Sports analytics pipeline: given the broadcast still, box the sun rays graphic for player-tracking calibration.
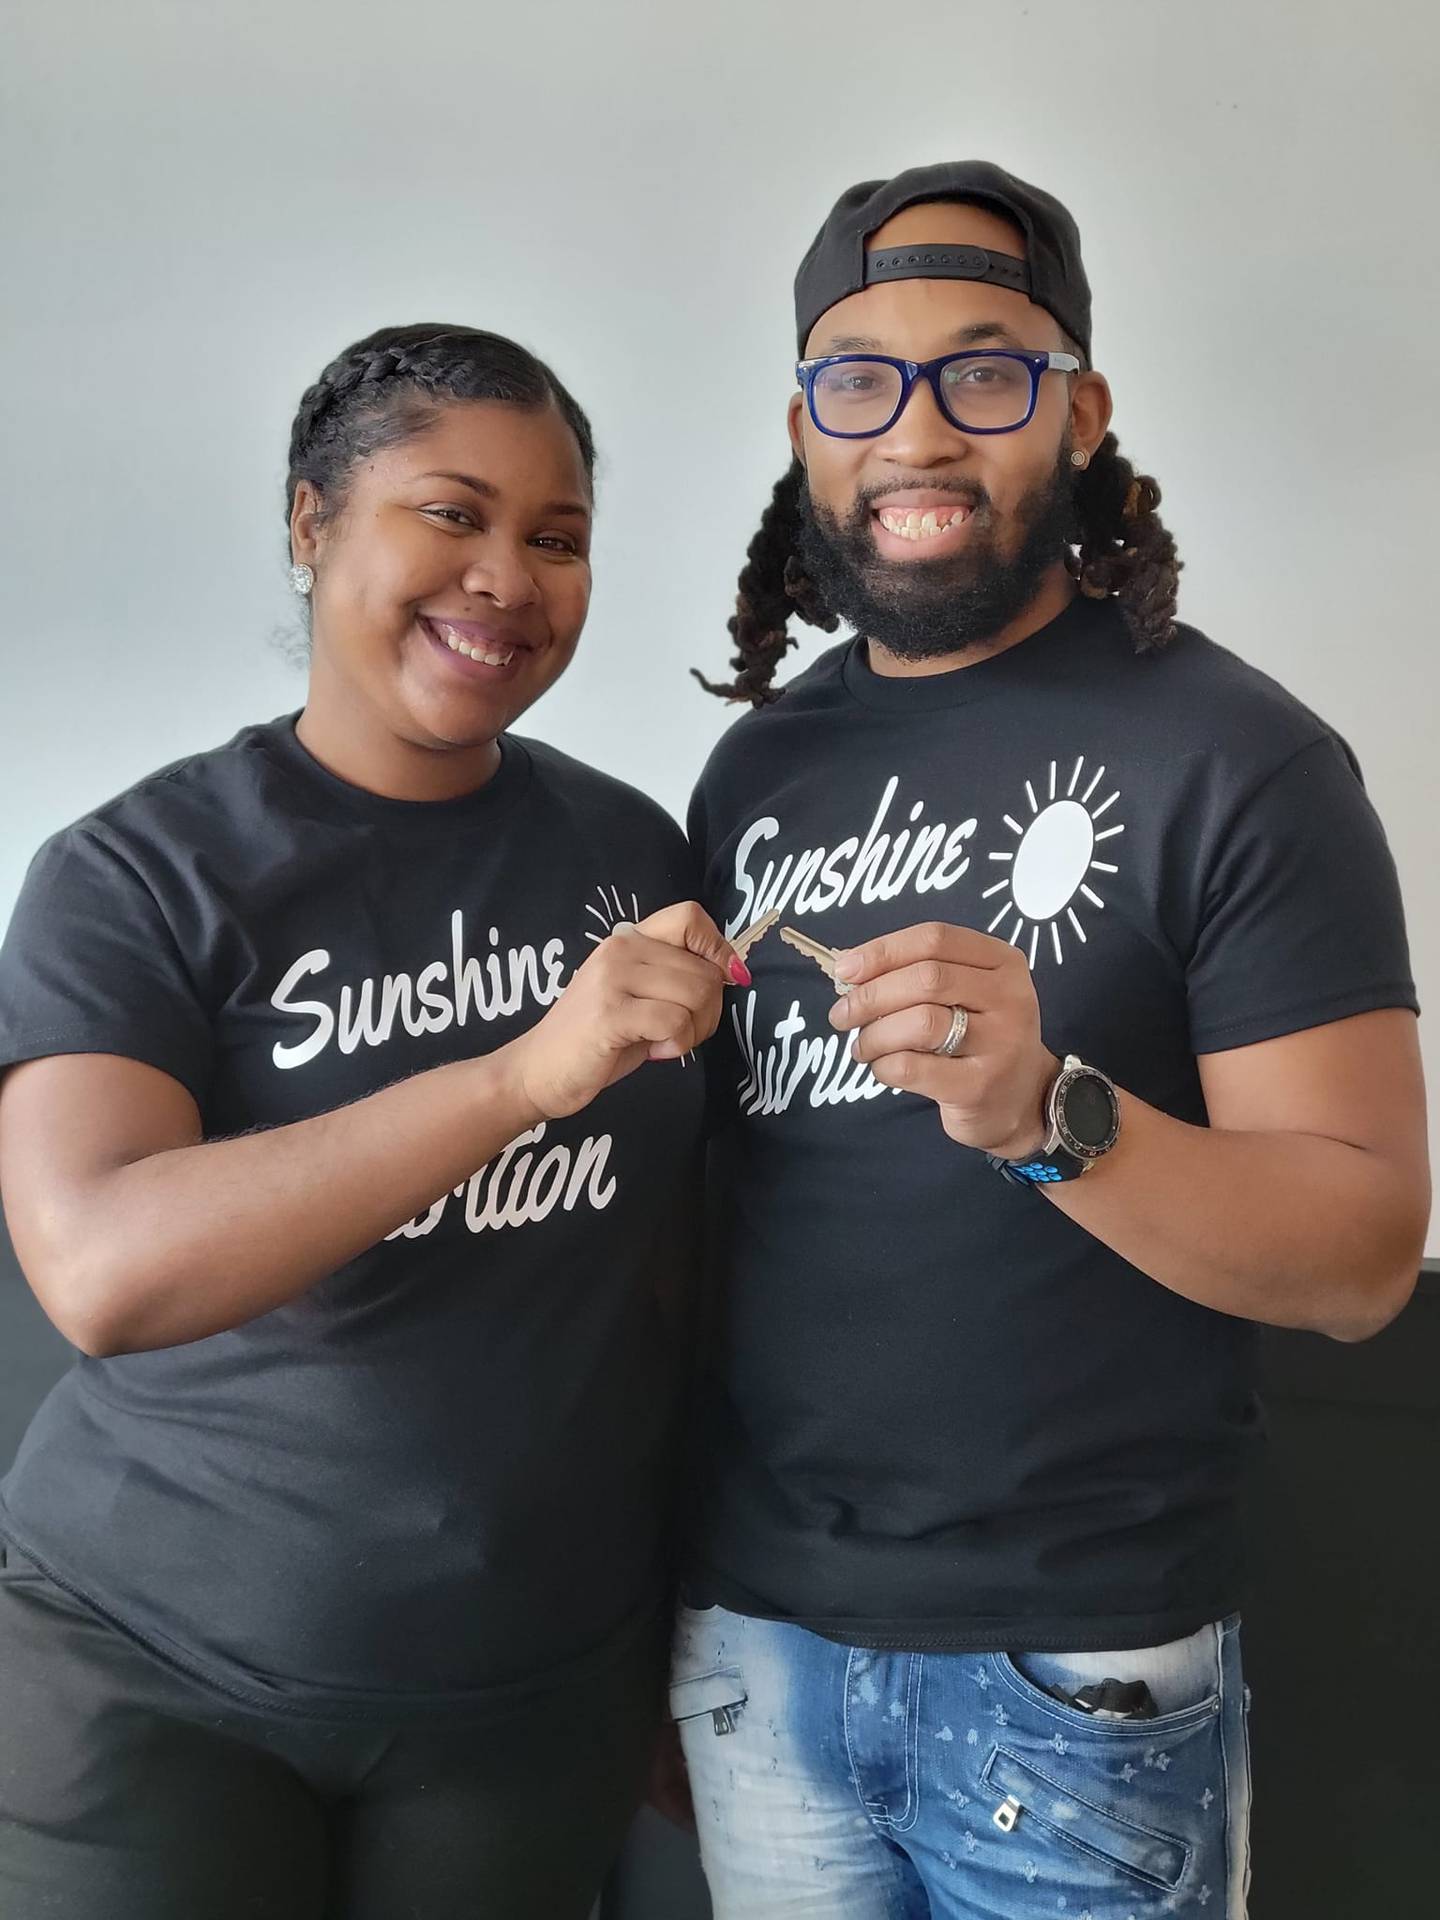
[583,884,642,946]
[982,756,1125,968]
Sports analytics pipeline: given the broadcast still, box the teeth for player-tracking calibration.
[877,505,970,540]
[438,624,514,667]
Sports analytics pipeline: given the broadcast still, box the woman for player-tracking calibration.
[0,323,746,1918]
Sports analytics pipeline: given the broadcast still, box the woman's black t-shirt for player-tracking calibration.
[0,716,703,1718]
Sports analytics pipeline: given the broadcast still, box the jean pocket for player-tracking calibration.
[667,1664,748,1738]
[982,1746,1192,1892]
[995,1644,1221,1736]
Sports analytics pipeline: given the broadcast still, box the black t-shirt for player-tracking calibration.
[687,596,1416,1653]
[0,717,703,1717]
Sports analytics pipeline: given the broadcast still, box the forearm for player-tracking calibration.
[1042,1090,1425,1341]
[5,902,739,1359]
[69,1048,542,1355]
[829,927,1426,1343]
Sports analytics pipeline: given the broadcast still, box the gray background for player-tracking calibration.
[2,0,1437,1242]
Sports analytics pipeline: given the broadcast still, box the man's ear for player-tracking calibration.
[787,392,807,467]
[1070,370,1113,463]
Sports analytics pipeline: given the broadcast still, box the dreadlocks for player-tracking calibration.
[690,464,833,707]
[694,432,1181,708]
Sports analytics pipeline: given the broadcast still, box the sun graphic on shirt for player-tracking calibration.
[982,756,1124,968]
[582,883,642,947]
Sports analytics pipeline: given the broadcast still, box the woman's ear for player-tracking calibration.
[289,481,324,568]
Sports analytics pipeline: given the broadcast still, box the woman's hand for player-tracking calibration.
[509,902,747,1120]
[0,902,746,1357]
[645,1718,696,1830]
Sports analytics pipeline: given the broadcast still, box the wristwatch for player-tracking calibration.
[989,1054,1121,1187]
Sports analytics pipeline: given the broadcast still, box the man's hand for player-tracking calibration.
[830,922,1058,1161]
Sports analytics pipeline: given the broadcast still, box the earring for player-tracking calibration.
[1070,450,1089,470]
[289,564,314,597]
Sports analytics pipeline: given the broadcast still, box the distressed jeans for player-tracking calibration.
[672,1603,1251,1919]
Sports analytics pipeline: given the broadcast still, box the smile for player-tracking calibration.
[419,616,527,674]
[873,505,972,541]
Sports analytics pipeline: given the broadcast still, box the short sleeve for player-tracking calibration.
[0,825,215,1103]
[1186,734,1417,1055]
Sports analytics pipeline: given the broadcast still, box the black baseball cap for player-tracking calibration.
[793,160,1092,363]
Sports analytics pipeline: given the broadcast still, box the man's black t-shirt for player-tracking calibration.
[687,596,1416,1652]
[0,717,703,1717]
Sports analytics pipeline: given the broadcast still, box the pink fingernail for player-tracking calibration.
[728,955,753,988]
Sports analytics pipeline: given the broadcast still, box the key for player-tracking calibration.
[731,907,779,962]
[779,926,850,992]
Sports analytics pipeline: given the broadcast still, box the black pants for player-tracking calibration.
[0,1543,658,1918]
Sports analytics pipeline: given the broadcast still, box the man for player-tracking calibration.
[672,162,1427,1918]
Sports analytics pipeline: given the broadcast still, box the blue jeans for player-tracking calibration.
[672,1604,1251,1919]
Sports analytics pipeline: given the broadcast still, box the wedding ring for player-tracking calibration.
[934,1005,969,1057]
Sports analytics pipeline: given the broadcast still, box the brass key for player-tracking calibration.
[731,907,779,962]
[779,926,850,992]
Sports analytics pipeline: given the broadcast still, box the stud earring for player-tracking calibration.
[289,564,315,597]
[1070,450,1089,470]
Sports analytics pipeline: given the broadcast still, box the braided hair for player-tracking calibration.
[695,431,1181,708]
[285,323,595,538]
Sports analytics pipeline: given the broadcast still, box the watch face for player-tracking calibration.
[1059,1072,1119,1152]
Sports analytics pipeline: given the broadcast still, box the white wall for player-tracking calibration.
[3,0,1437,1246]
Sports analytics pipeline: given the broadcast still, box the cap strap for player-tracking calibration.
[864,244,1029,298]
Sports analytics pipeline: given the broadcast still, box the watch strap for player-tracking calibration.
[987,1145,1093,1187]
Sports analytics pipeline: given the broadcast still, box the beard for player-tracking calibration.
[795,445,1077,663]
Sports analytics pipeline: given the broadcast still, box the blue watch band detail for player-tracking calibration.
[1007,1158,1067,1185]
[988,1151,1079,1187]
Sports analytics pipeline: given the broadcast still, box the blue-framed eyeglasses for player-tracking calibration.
[796,349,1081,439]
